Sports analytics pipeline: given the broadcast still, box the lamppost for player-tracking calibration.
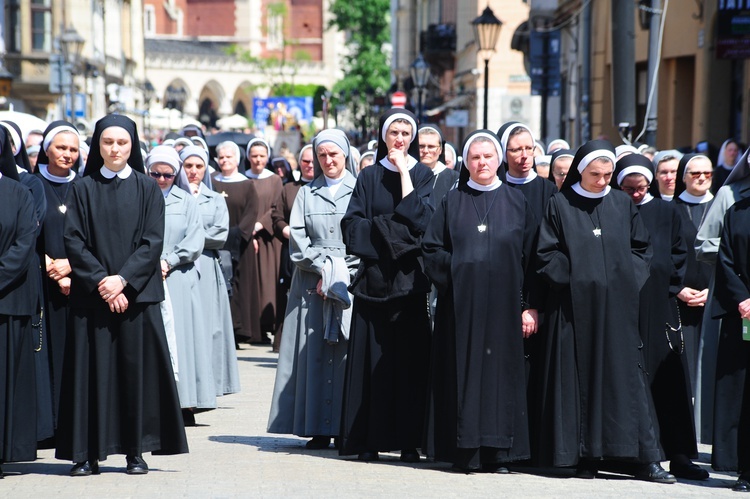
[60,26,85,122]
[0,64,14,108]
[472,6,503,130]
[410,54,430,123]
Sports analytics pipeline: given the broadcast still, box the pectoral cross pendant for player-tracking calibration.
[478,224,487,233]
[59,204,67,214]
[593,227,601,237]
[221,191,229,198]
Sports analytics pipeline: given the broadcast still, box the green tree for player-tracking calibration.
[328,0,390,100]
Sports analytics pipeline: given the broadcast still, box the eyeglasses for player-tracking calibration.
[506,146,535,156]
[687,171,712,179]
[149,172,176,180]
[419,144,440,151]
[621,185,650,195]
[299,159,313,165]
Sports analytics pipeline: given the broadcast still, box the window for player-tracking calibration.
[144,4,156,37]
[30,0,52,52]
[6,0,21,52]
[266,10,283,50]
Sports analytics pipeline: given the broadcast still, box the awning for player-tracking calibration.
[425,94,471,117]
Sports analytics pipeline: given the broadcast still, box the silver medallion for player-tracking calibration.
[59,204,67,214]
[478,224,487,233]
[592,227,601,237]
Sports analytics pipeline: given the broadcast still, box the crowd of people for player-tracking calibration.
[2,109,750,492]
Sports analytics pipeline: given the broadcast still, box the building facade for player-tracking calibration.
[391,0,535,146]
[2,0,147,129]
[143,0,345,132]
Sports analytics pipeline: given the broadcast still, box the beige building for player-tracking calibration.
[537,0,747,150]
[391,0,537,146]
[2,0,147,129]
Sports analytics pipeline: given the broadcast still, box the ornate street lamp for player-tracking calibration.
[472,6,503,129]
[0,64,14,100]
[410,53,430,123]
[60,26,85,121]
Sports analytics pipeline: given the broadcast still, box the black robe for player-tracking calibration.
[0,177,38,463]
[56,169,188,463]
[339,162,433,455]
[429,168,459,208]
[36,174,80,437]
[505,175,557,226]
[536,189,663,467]
[673,197,714,392]
[422,182,535,468]
[636,199,696,459]
[711,196,750,471]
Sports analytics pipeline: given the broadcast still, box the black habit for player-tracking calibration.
[422,181,535,468]
[635,198,697,459]
[339,160,434,455]
[0,176,38,463]
[505,175,557,225]
[711,196,750,471]
[536,188,663,467]
[56,167,188,463]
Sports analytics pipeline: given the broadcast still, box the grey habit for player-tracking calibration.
[162,186,216,409]
[267,170,359,437]
[194,183,241,396]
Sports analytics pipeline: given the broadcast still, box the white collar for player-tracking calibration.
[660,194,674,202]
[215,172,247,183]
[191,183,203,197]
[324,174,345,186]
[246,168,274,179]
[679,190,713,204]
[467,178,501,191]
[572,182,610,199]
[637,193,654,206]
[431,161,447,176]
[161,186,172,198]
[506,170,538,185]
[16,164,25,174]
[379,155,418,172]
[39,164,76,183]
[100,164,133,179]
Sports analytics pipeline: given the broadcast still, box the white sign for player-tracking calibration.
[445,109,469,127]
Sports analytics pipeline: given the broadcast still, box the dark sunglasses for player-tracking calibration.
[687,171,712,179]
[149,172,176,180]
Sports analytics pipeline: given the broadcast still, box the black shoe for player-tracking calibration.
[575,461,598,479]
[670,460,709,481]
[70,460,99,477]
[482,463,510,474]
[358,451,379,462]
[126,455,149,475]
[635,462,676,484]
[734,474,750,492]
[182,409,196,427]
[400,449,420,463]
[450,463,480,474]
[305,436,331,450]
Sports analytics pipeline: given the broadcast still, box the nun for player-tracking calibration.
[0,127,38,478]
[267,129,358,450]
[270,144,315,353]
[422,130,537,473]
[147,145,216,425]
[245,137,283,343]
[339,108,433,462]
[672,154,713,392]
[613,154,706,480]
[212,140,262,345]
[535,140,674,483]
[497,121,556,225]
[550,149,574,191]
[651,150,683,201]
[712,138,741,193]
[694,148,750,446]
[177,145,240,398]
[712,182,750,491]
[34,120,84,439]
[417,124,459,207]
[56,114,188,476]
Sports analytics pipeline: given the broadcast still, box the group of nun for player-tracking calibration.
[0,113,249,477]
[264,108,750,492]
